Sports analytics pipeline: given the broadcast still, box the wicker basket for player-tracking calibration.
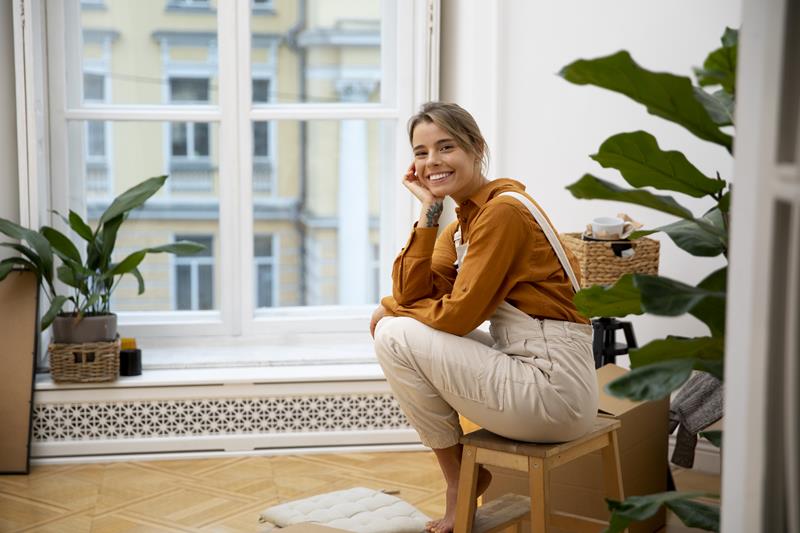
[561,232,660,288]
[49,336,120,383]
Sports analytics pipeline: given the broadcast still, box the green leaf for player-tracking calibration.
[41,226,82,264]
[689,267,728,336]
[560,51,732,150]
[693,88,734,127]
[68,210,94,242]
[700,430,723,448]
[145,241,206,255]
[630,336,724,368]
[634,274,725,319]
[56,264,86,290]
[106,251,147,278]
[606,358,695,400]
[668,498,720,531]
[0,262,14,281]
[98,175,167,226]
[0,218,29,240]
[719,189,731,213]
[605,492,718,533]
[573,274,642,318]
[639,217,726,257]
[0,256,37,272]
[41,295,69,331]
[591,131,723,197]
[695,27,737,96]
[131,267,146,295]
[567,175,695,219]
[22,230,54,284]
[98,215,125,270]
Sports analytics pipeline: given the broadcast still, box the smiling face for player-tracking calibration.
[411,121,487,205]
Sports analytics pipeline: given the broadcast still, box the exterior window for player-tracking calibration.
[254,235,277,308]
[174,235,214,311]
[170,78,211,160]
[169,0,211,8]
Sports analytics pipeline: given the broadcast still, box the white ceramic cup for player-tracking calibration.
[591,216,627,239]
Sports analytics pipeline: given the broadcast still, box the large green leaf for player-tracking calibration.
[145,241,207,255]
[41,226,82,264]
[605,492,719,533]
[560,51,732,151]
[573,274,642,318]
[57,264,86,290]
[633,274,725,318]
[41,295,69,331]
[694,27,738,96]
[591,131,723,197]
[22,230,54,284]
[693,88,734,127]
[689,267,727,336]
[606,359,694,401]
[98,215,125,271]
[567,175,694,219]
[106,251,146,278]
[130,267,146,295]
[0,218,29,240]
[629,336,724,368]
[0,262,14,282]
[98,175,167,226]
[67,210,94,242]
[700,430,722,448]
[633,217,726,257]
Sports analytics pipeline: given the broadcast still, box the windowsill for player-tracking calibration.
[165,5,216,14]
[35,331,383,390]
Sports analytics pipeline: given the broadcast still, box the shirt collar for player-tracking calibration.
[463,178,527,208]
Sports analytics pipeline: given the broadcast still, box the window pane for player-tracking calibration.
[176,264,192,310]
[67,120,221,312]
[72,1,219,106]
[251,0,382,104]
[254,235,273,257]
[252,79,269,103]
[257,264,273,308]
[87,121,106,156]
[170,77,210,103]
[171,123,188,156]
[253,122,269,157]
[252,119,391,307]
[83,73,105,101]
[194,123,210,156]
[198,264,214,310]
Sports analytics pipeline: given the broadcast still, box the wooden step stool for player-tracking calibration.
[454,416,625,533]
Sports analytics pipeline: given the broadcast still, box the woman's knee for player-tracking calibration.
[373,316,424,363]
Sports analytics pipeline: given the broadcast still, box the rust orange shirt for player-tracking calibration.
[381,178,589,336]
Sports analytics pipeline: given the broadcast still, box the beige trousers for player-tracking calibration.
[374,302,598,449]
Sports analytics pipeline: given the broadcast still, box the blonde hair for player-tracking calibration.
[407,102,490,174]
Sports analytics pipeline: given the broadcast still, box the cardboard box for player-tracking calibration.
[482,364,669,533]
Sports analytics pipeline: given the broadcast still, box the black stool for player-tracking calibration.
[592,317,637,368]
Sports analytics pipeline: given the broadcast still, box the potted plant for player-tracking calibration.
[0,175,205,343]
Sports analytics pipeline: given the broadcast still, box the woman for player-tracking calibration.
[371,102,597,533]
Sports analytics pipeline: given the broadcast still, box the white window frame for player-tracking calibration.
[17,0,439,346]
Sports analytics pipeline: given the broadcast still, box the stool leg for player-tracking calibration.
[529,457,549,533]
[454,445,479,533]
[601,431,625,502]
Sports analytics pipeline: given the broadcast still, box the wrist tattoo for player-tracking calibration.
[425,201,443,227]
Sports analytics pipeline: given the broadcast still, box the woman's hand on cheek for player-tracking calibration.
[402,162,441,206]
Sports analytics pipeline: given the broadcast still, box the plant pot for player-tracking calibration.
[52,314,118,344]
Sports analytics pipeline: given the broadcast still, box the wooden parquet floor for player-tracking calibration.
[0,452,719,532]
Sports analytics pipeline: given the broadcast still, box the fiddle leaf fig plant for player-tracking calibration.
[560,27,737,533]
[0,175,206,330]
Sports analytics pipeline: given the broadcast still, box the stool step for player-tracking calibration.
[472,493,530,533]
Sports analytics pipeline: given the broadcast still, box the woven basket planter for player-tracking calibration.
[561,232,660,288]
[48,336,120,383]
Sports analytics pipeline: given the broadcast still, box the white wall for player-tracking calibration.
[0,0,19,244]
[441,0,740,347]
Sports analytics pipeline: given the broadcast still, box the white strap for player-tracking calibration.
[499,192,581,293]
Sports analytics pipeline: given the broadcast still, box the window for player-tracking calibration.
[83,72,110,195]
[174,235,214,311]
[254,234,277,308]
[29,1,434,353]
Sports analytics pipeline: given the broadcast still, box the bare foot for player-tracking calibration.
[425,466,492,533]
